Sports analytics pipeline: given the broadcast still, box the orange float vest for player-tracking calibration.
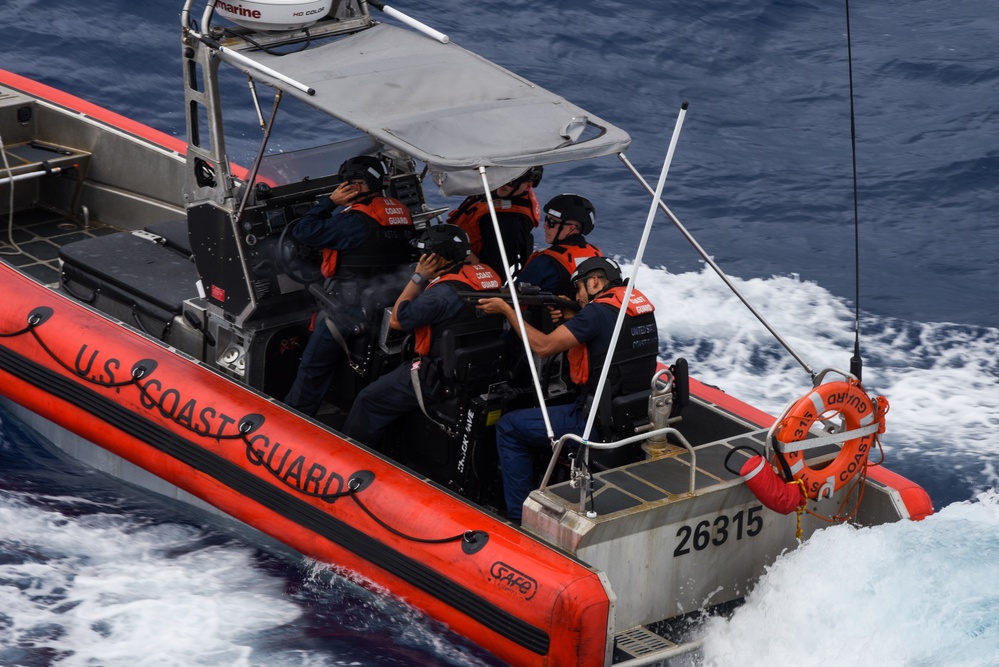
[524,237,602,296]
[413,264,503,356]
[320,195,414,278]
[446,190,540,256]
[566,285,658,393]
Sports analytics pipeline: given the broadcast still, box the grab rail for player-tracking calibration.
[538,427,698,515]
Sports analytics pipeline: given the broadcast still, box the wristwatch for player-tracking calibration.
[410,272,424,285]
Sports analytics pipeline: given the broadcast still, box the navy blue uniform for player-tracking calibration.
[496,289,658,521]
[341,286,466,445]
[284,201,374,416]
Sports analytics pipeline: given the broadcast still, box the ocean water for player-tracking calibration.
[1,0,997,665]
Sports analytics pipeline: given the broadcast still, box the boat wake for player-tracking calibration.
[633,263,999,507]
[0,410,503,667]
[696,489,999,666]
[0,490,303,666]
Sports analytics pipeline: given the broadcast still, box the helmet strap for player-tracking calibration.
[443,259,465,274]
[576,274,598,303]
[555,221,573,240]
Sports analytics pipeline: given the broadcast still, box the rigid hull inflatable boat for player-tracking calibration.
[0,2,931,665]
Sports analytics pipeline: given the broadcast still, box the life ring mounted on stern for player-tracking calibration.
[773,373,888,501]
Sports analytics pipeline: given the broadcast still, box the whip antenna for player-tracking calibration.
[845,0,863,382]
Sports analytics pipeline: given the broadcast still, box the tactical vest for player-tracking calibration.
[320,195,415,278]
[446,190,540,256]
[524,236,602,296]
[566,285,659,397]
[413,263,503,356]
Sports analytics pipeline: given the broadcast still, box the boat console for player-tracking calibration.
[187,143,440,392]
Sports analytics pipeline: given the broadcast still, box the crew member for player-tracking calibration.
[342,224,503,447]
[509,193,602,389]
[284,155,415,417]
[445,166,542,277]
[517,193,602,299]
[477,256,659,522]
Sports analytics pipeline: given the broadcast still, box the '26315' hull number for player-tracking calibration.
[673,505,764,557]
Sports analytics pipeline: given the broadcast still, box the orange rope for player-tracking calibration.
[800,464,870,525]
[783,389,888,529]
[792,478,807,539]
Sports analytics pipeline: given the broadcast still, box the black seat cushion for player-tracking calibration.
[144,218,193,257]
[60,232,200,320]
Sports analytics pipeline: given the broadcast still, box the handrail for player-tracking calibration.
[180,2,316,96]
[365,0,449,43]
[0,163,76,187]
[537,427,698,515]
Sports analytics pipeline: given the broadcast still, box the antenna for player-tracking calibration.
[845,0,863,382]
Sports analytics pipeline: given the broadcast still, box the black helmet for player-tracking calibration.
[338,155,386,192]
[510,165,543,189]
[543,193,595,235]
[570,256,622,286]
[412,224,471,263]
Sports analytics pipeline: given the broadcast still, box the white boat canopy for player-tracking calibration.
[215,22,632,194]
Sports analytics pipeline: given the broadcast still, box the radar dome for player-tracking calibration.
[215,0,329,32]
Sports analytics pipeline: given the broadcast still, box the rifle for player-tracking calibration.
[457,283,581,313]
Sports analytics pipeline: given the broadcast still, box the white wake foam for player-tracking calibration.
[628,263,999,492]
[698,490,999,666]
[0,494,308,666]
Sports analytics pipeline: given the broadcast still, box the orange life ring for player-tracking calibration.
[774,379,887,500]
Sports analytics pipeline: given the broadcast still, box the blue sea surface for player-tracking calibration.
[1,0,997,664]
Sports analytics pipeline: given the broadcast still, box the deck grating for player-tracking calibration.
[0,208,118,285]
[614,625,678,658]
[546,429,772,516]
